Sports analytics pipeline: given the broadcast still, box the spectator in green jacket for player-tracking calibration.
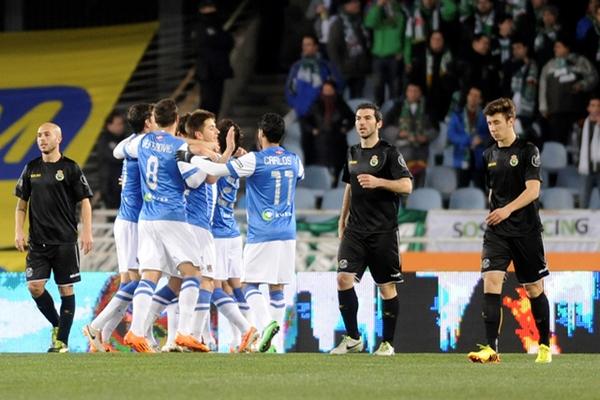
[364,0,409,105]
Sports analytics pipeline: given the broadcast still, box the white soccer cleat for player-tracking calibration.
[373,341,395,356]
[330,335,364,354]
[161,343,187,353]
[83,324,104,352]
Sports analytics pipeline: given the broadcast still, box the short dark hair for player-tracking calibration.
[177,112,191,137]
[356,102,382,122]
[105,109,125,126]
[302,33,319,46]
[258,113,285,143]
[127,103,153,133]
[217,118,242,154]
[483,98,516,120]
[186,109,216,138]
[153,98,178,128]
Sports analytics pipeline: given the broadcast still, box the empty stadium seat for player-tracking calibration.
[449,187,487,209]
[346,98,373,112]
[406,188,443,210]
[305,187,345,223]
[300,165,333,191]
[589,188,600,209]
[540,141,567,172]
[540,187,575,209]
[425,166,457,199]
[556,166,581,197]
[295,187,318,210]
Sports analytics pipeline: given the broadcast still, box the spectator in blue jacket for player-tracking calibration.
[285,34,344,118]
[447,86,492,190]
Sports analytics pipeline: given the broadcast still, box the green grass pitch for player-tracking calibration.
[2,353,599,400]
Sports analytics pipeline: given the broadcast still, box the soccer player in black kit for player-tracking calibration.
[468,98,552,364]
[330,103,413,356]
[14,122,93,352]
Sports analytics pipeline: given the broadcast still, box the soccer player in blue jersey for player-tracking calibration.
[179,112,304,352]
[210,118,259,352]
[183,111,258,353]
[113,98,208,353]
[84,103,156,353]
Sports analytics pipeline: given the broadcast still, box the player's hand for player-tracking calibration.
[234,147,247,157]
[176,150,194,163]
[80,231,93,255]
[225,127,236,152]
[357,174,381,189]
[485,207,511,226]
[15,231,27,252]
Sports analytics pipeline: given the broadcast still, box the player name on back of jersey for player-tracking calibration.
[142,137,174,153]
[264,155,292,165]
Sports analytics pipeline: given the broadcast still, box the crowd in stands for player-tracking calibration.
[285,0,600,209]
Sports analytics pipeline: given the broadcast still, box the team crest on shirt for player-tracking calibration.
[509,155,518,167]
[481,258,490,270]
[369,155,379,167]
[55,169,64,181]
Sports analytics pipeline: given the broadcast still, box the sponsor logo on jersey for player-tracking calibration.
[30,173,42,178]
[144,193,153,202]
[531,154,541,167]
[509,155,518,167]
[55,169,64,181]
[349,160,358,165]
[369,155,379,167]
[262,208,275,221]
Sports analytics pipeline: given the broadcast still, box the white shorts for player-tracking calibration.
[242,240,296,285]
[188,224,217,279]
[137,220,199,276]
[214,236,243,280]
[113,218,138,273]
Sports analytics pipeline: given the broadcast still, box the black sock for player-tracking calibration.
[483,293,502,351]
[33,290,59,327]
[57,295,75,344]
[338,288,359,339]
[382,296,399,344]
[529,292,550,346]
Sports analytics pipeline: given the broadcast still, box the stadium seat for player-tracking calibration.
[300,165,333,191]
[540,187,575,209]
[556,166,581,198]
[406,188,443,210]
[449,187,487,209]
[428,121,448,166]
[380,98,397,115]
[425,166,457,199]
[346,98,373,112]
[295,187,318,211]
[306,187,345,223]
[589,188,600,209]
[540,141,567,172]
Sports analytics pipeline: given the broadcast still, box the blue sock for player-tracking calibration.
[153,285,178,306]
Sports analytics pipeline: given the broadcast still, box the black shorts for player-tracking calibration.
[26,242,81,285]
[337,228,403,285]
[481,230,549,284]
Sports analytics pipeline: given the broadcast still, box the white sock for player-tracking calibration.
[101,309,126,344]
[191,288,212,339]
[166,300,179,346]
[213,289,251,332]
[245,286,271,331]
[177,278,200,335]
[91,291,131,331]
[130,280,156,336]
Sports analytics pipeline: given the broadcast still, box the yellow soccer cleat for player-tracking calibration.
[535,344,552,363]
[468,344,500,363]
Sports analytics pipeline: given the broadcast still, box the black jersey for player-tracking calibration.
[483,138,542,236]
[15,155,93,245]
[342,140,412,233]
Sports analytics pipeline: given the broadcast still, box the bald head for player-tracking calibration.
[37,122,62,156]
